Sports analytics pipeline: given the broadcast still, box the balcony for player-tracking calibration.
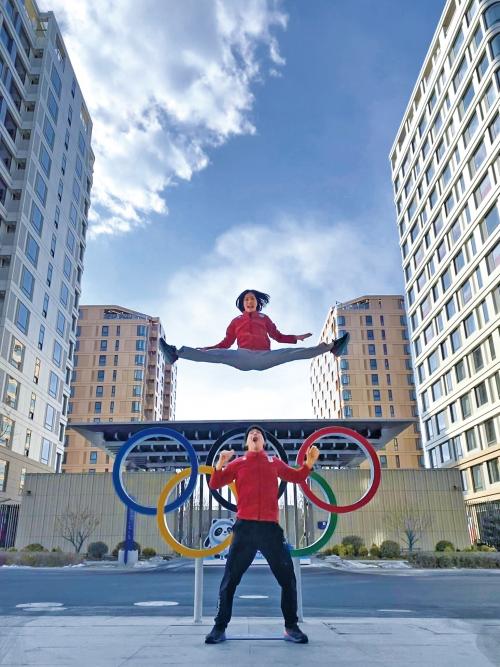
[15,130,30,153]
[0,220,15,247]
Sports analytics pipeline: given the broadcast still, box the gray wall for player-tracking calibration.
[15,468,471,554]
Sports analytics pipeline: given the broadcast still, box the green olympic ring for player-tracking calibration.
[289,470,338,557]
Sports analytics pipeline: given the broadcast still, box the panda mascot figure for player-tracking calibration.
[203,518,235,560]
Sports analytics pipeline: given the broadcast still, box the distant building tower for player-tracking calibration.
[311,295,423,469]
[63,305,176,473]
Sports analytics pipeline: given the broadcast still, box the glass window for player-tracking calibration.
[469,140,487,177]
[53,341,62,367]
[471,463,484,491]
[487,458,500,484]
[98,355,106,366]
[63,254,72,280]
[474,381,488,407]
[484,419,497,446]
[481,205,500,241]
[0,459,9,492]
[486,242,499,274]
[451,327,462,352]
[48,371,58,399]
[463,111,479,147]
[25,233,39,268]
[474,173,492,208]
[490,34,500,58]
[15,300,30,335]
[4,376,19,408]
[476,51,488,81]
[40,438,51,465]
[50,65,62,98]
[56,310,65,337]
[43,116,55,149]
[20,265,34,300]
[47,88,59,123]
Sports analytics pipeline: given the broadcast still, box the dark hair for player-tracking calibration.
[235,289,270,313]
[244,425,267,448]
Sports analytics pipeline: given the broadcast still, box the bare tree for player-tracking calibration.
[384,507,432,553]
[56,507,100,553]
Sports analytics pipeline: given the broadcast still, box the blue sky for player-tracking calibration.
[42,0,445,419]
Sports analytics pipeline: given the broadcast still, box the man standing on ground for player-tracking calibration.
[205,424,319,644]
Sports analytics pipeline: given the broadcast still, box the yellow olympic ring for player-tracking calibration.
[156,464,237,558]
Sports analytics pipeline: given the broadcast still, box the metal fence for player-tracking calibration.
[0,504,19,548]
[465,500,500,548]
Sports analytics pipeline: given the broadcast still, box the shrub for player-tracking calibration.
[51,547,62,553]
[342,535,364,556]
[369,544,381,558]
[87,541,109,560]
[358,546,369,557]
[380,540,401,559]
[0,551,84,567]
[408,552,500,569]
[435,540,455,552]
[141,547,157,559]
[344,544,355,557]
[112,541,141,557]
[22,543,46,552]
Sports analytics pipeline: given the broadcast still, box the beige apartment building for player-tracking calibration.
[311,295,424,470]
[63,305,176,473]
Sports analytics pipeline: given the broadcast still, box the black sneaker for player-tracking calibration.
[205,626,226,644]
[284,624,308,643]
[159,339,178,364]
[331,332,350,357]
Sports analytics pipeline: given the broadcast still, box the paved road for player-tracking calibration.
[1,562,500,619]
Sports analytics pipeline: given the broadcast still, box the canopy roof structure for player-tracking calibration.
[70,419,415,470]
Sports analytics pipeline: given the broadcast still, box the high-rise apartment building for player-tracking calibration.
[63,305,176,473]
[0,0,93,503]
[311,295,424,469]
[390,0,499,507]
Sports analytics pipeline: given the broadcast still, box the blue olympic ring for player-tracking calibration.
[112,427,199,516]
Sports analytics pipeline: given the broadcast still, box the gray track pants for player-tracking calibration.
[177,342,334,371]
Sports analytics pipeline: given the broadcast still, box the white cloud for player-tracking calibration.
[157,216,401,420]
[38,0,287,237]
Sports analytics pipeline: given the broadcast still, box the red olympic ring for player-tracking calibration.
[296,426,381,514]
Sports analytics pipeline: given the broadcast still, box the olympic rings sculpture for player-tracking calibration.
[112,425,381,558]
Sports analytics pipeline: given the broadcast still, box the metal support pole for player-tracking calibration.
[293,557,304,622]
[193,557,204,624]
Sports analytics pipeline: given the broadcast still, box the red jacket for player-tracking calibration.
[209,450,311,522]
[207,311,297,351]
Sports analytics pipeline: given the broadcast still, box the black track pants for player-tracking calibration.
[213,519,297,629]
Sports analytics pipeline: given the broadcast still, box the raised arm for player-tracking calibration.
[273,445,320,482]
[208,451,238,489]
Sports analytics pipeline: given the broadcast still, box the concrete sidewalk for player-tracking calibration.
[1,616,499,666]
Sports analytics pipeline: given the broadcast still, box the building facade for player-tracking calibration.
[390,0,499,507]
[63,305,176,473]
[0,0,93,504]
[311,295,424,470]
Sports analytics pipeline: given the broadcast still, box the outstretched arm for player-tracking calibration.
[265,316,312,344]
[201,319,237,350]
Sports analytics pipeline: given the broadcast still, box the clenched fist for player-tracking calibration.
[216,449,235,470]
[305,445,320,468]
